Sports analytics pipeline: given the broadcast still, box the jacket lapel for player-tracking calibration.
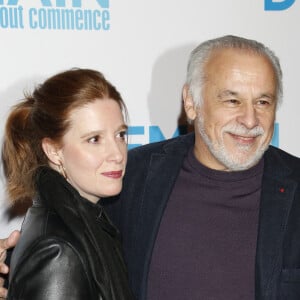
[255,148,297,300]
[137,135,194,299]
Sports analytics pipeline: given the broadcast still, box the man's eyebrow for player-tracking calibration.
[258,93,275,99]
[217,90,238,98]
[217,90,276,100]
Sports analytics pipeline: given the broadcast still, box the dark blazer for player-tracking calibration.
[105,133,300,300]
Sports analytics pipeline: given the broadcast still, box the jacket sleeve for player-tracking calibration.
[8,237,95,300]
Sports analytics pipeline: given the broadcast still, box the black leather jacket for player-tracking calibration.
[8,167,134,300]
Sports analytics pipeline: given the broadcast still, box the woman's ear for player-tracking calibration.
[182,84,197,121]
[41,138,61,165]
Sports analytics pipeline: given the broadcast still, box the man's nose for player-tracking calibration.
[236,104,259,129]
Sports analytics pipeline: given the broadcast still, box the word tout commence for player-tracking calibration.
[28,7,110,30]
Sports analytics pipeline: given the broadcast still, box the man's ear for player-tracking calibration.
[182,84,197,121]
[42,138,61,165]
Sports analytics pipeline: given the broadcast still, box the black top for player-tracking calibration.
[147,148,263,299]
[8,167,134,300]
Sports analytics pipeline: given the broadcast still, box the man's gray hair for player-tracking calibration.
[185,35,283,107]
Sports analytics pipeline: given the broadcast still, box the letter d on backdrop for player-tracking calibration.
[265,0,295,10]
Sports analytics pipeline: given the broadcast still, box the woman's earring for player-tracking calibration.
[58,161,68,180]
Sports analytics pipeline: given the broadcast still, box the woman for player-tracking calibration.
[2,68,134,299]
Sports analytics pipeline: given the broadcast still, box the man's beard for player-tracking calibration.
[195,116,269,171]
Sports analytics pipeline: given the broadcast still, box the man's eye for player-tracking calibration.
[227,99,239,104]
[257,100,270,106]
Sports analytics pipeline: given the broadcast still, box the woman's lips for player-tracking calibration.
[101,170,123,178]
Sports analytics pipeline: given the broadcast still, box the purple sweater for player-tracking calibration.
[147,148,263,300]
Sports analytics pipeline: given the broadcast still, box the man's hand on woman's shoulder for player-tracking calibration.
[0,230,20,299]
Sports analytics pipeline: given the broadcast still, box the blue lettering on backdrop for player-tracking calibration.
[265,0,295,10]
[0,5,24,28]
[96,0,109,9]
[128,126,145,150]
[272,122,279,147]
[128,123,280,150]
[0,0,110,30]
[40,0,52,6]
[41,1,109,9]
[2,0,109,8]
[55,1,81,8]
[7,0,18,4]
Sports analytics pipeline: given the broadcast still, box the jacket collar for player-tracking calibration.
[35,167,118,237]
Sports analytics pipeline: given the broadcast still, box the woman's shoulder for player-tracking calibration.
[10,205,88,277]
[8,206,96,299]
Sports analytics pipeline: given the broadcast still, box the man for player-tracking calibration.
[1,35,300,299]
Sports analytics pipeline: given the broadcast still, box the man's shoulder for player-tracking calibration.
[267,146,299,161]
[128,133,195,159]
[265,146,300,176]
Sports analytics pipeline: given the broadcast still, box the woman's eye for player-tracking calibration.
[118,130,128,140]
[88,136,100,143]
